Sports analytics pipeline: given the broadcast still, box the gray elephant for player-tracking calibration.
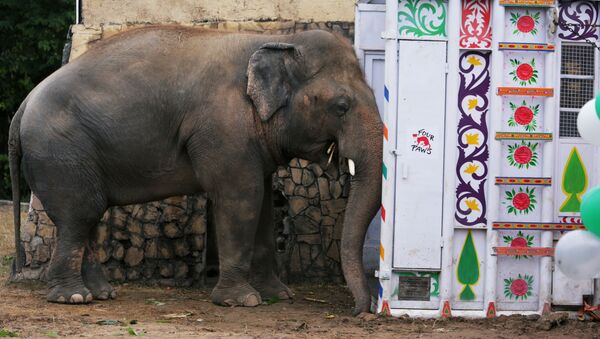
[8,27,382,315]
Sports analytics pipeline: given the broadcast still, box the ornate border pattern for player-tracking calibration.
[460,0,492,49]
[499,43,555,51]
[495,177,552,186]
[492,222,586,230]
[493,247,554,256]
[455,51,491,227]
[500,0,554,6]
[495,132,553,140]
[558,1,599,41]
[497,87,554,96]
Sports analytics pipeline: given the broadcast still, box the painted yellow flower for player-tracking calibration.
[465,199,480,212]
[467,56,481,66]
[464,163,479,175]
[466,133,480,145]
[467,99,478,110]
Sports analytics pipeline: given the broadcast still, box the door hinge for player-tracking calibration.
[381,30,398,40]
[445,63,449,74]
[375,269,392,280]
[440,237,445,248]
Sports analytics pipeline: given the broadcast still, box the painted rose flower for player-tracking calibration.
[510,10,540,35]
[504,188,537,215]
[504,274,534,300]
[503,231,534,259]
[511,278,529,296]
[516,15,535,33]
[509,59,539,86]
[508,101,539,132]
[507,142,538,169]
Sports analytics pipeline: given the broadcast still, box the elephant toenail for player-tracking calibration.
[110,291,117,299]
[278,291,291,300]
[244,294,260,307]
[85,293,93,302]
[57,296,66,303]
[97,292,109,300]
[70,294,84,303]
[223,299,237,307]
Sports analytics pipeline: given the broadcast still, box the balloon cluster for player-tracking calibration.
[555,92,600,280]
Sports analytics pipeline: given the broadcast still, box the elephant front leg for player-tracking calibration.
[82,240,116,300]
[250,179,294,301]
[210,185,264,307]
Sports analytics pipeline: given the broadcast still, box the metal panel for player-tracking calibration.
[356,4,386,51]
[393,40,447,270]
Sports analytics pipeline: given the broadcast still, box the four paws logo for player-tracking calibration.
[411,129,435,155]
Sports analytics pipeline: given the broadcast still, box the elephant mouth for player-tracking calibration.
[323,141,355,176]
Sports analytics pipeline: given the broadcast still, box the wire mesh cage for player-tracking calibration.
[559,43,596,138]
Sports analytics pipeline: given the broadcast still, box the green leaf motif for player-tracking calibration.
[560,147,588,212]
[398,0,447,38]
[457,231,479,301]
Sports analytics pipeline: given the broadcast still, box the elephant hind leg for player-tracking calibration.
[82,241,116,300]
[34,170,107,304]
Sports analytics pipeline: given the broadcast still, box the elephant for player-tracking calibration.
[8,27,382,315]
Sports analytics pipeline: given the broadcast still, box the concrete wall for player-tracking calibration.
[82,0,355,26]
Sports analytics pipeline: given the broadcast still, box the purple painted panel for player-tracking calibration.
[558,1,599,41]
[455,51,491,227]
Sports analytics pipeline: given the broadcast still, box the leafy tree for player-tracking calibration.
[0,0,73,199]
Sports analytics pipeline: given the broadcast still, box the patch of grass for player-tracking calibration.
[0,255,12,275]
[46,330,58,337]
[0,329,18,337]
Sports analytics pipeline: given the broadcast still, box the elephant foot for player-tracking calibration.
[85,279,117,300]
[47,283,93,304]
[251,275,294,301]
[211,283,262,307]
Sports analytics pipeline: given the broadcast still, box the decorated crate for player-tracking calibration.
[356,0,600,317]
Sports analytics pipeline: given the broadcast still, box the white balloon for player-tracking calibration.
[577,99,600,145]
[555,230,600,280]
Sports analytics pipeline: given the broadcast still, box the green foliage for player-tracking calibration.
[0,329,18,337]
[0,0,72,199]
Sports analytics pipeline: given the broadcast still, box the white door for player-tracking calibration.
[393,40,447,270]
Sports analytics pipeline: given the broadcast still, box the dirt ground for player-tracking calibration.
[2,206,600,337]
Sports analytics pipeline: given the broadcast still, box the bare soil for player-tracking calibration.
[2,207,600,337]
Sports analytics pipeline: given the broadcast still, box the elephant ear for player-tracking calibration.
[247,42,301,121]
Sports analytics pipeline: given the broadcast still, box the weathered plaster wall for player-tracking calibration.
[82,0,355,26]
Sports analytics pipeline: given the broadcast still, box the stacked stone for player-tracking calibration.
[273,159,349,283]
[17,194,208,286]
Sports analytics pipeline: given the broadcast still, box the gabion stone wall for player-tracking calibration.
[273,159,349,283]
[16,194,207,286]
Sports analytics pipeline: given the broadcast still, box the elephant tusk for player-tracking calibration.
[327,142,336,155]
[348,159,355,176]
[327,145,336,168]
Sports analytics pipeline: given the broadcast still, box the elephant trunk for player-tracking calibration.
[339,116,382,315]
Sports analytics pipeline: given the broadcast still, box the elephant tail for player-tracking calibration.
[8,99,26,277]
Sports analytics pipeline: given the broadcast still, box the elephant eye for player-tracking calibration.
[336,99,350,116]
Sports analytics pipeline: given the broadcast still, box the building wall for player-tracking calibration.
[15,1,356,285]
[82,0,355,26]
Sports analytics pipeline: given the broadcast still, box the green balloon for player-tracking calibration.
[581,186,600,238]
